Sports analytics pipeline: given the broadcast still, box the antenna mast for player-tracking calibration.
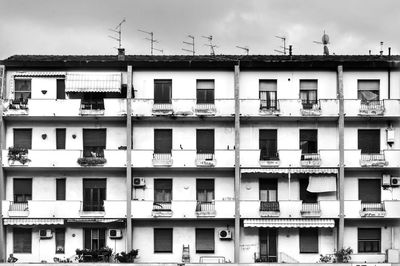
[274,35,288,55]
[182,35,195,55]
[313,30,330,55]
[236,46,249,55]
[108,18,126,49]
[138,29,163,55]
[202,35,217,56]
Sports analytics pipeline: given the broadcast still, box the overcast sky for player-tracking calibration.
[0,0,399,59]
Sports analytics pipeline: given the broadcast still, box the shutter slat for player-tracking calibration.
[83,129,106,147]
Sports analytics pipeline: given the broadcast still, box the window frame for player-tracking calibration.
[13,128,32,149]
[13,228,32,253]
[259,80,278,110]
[154,228,173,253]
[154,79,172,104]
[195,228,215,253]
[357,80,380,103]
[55,228,65,254]
[358,129,380,154]
[299,129,318,154]
[56,178,66,201]
[154,129,173,154]
[196,79,215,104]
[259,129,278,160]
[299,228,319,253]
[196,129,215,154]
[196,179,215,202]
[154,179,173,203]
[84,228,106,250]
[358,228,381,253]
[14,79,32,101]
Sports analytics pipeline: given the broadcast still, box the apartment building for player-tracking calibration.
[0,54,399,264]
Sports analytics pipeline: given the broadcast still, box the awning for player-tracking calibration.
[65,73,122,93]
[14,72,66,77]
[307,175,337,193]
[66,218,124,223]
[244,218,335,228]
[241,168,338,174]
[4,218,64,225]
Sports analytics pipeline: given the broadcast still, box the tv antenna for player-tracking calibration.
[138,29,163,55]
[274,35,289,55]
[313,31,330,55]
[202,35,217,56]
[108,18,126,49]
[182,35,195,55]
[236,46,249,55]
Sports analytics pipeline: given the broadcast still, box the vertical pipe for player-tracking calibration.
[388,68,391,99]
[288,170,291,200]
[126,65,133,251]
[337,65,345,251]
[0,65,5,262]
[234,63,241,263]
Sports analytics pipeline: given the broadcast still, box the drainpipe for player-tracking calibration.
[234,63,241,263]
[0,65,5,262]
[337,65,345,251]
[126,65,133,251]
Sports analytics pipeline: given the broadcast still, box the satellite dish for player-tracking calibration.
[322,33,329,45]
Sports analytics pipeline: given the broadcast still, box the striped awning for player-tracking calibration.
[244,219,335,228]
[65,73,122,93]
[241,168,338,174]
[14,72,66,77]
[66,218,124,223]
[4,218,64,225]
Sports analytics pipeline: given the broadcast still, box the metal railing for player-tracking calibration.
[301,153,321,161]
[259,152,279,161]
[195,103,216,113]
[196,201,215,212]
[9,202,29,211]
[361,202,385,211]
[196,153,215,161]
[81,201,105,212]
[254,252,277,263]
[301,100,319,110]
[260,99,279,111]
[81,100,105,110]
[152,103,173,112]
[152,202,172,211]
[301,202,321,213]
[259,201,280,212]
[360,153,385,161]
[152,153,172,164]
[360,100,384,113]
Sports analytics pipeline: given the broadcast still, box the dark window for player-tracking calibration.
[56,179,66,201]
[299,178,317,203]
[81,93,105,110]
[299,228,318,253]
[259,80,277,110]
[55,228,65,254]
[300,129,317,154]
[56,79,66,99]
[154,80,172,104]
[14,128,32,149]
[83,179,106,211]
[197,179,214,202]
[14,79,31,101]
[359,179,381,203]
[300,80,317,109]
[358,130,380,154]
[83,129,106,157]
[259,229,277,262]
[196,129,214,154]
[196,228,214,253]
[154,129,172,154]
[196,80,214,104]
[13,228,31,253]
[358,80,380,102]
[259,179,277,202]
[358,228,381,253]
[84,228,106,250]
[14,178,32,203]
[154,228,173,253]
[154,179,172,203]
[259,130,278,160]
[56,128,66,150]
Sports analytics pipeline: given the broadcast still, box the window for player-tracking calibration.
[197,179,214,202]
[83,179,106,211]
[300,80,318,109]
[358,130,380,154]
[14,79,31,101]
[154,179,172,203]
[197,80,214,104]
[14,128,32,149]
[299,178,317,203]
[196,228,214,253]
[196,129,214,154]
[359,179,381,203]
[358,80,380,103]
[14,178,32,203]
[259,130,278,160]
[259,179,277,202]
[300,129,318,154]
[56,128,66,150]
[83,129,106,157]
[358,228,381,253]
[84,228,105,250]
[154,80,172,104]
[154,228,173,253]
[55,228,65,254]
[81,93,105,110]
[56,179,66,201]
[154,129,172,154]
[299,228,318,253]
[259,80,277,110]
[13,228,31,253]
[57,79,66,99]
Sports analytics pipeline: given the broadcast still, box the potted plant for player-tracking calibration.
[77,157,107,166]
[115,249,139,263]
[8,147,31,165]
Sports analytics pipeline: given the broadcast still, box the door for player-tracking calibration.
[56,79,65,99]
[259,228,277,262]
[83,179,106,211]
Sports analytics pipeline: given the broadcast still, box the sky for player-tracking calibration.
[0,0,399,59]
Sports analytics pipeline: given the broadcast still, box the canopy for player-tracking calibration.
[65,73,122,93]
[244,218,335,228]
[14,72,66,77]
[307,175,337,193]
[241,168,338,174]
[4,218,64,225]
[66,218,124,223]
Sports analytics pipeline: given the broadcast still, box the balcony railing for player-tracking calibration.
[260,100,280,114]
[359,100,385,115]
[195,153,216,167]
[196,201,216,217]
[300,202,321,217]
[4,99,29,115]
[81,201,105,212]
[152,103,173,114]
[8,202,29,217]
[152,153,173,166]
[80,100,105,115]
[300,153,321,167]
[259,201,280,217]
[195,103,216,115]
[254,252,277,263]
[360,202,386,217]
[360,153,388,167]
[152,202,173,217]
[259,152,280,167]
[301,100,321,116]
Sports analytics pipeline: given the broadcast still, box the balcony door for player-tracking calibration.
[13,178,32,203]
[83,179,106,211]
[259,80,277,110]
[259,228,277,262]
[154,129,172,154]
[358,130,380,154]
[154,80,172,104]
[300,129,317,154]
[82,92,105,110]
[154,179,172,203]
[259,130,278,160]
[196,129,214,154]
[300,80,317,109]
[83,129,106,157]
[259,179,277,202]
[14,129,32,149]
[359,179,381,203]
[197,179,214,202]
[299,178,317,203]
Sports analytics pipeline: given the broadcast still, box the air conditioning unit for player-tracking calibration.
[382,174,391,187]
[109,229,123,239]
[133,178,145,187]
[391,177,400,186]
[39,229,53,239]
[386,128,395,144]
[219,229,232,240]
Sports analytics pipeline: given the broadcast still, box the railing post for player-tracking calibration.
[126,65,133,252]
[234,63,241,263]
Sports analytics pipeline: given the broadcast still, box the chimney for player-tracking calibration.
[289,45,293,56]
[380,42,383,56]
[388,47,391,56]
[118,48,125,61]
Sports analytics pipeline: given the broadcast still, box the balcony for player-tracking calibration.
[300,153,321,167]
[360,202,386,217]
[195,103,216,116]
[8,202,29,217]
[196,201,216,217]
[259,201,280,217]
[300,202,321,217]
[152,103,173,115]
[152,202,173,217]
[152,153,173,167]
[259,152,280,167]
[360,153,388,167]
[259,100,280,116]
[359,100,385,116]
[195,153,216,167]
[3,99,29,115]
[79,201,105,217]
[80,100,105,116]
[300,100,321,116]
